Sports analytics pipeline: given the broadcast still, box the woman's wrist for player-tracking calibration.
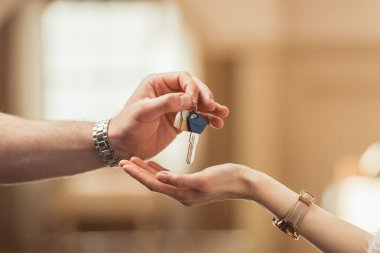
[237,165,268,200]
[240,167,298,218]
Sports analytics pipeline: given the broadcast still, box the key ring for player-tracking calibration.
[189,103,199,120]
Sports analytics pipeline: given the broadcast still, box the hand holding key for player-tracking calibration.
[110,72,229,160]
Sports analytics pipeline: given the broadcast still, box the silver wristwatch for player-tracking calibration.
[93,120,120,167]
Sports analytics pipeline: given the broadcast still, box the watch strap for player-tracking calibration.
[273,190,315,239]
[93,120,120,167]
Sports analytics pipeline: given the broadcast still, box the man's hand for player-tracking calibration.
[109,72,229,160]
[0,72,228,183]
[119,157,257,207]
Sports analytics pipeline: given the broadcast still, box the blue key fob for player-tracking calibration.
[187,111,207,134]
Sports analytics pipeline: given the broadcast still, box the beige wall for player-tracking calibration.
[282,46,380,252]
[0,0,51,250]
[1,0,45,118]
[191,1,380,252]
[203,46,380,253]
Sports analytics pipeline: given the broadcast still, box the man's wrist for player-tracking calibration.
[93,120,121,167]
[107,118,131,162]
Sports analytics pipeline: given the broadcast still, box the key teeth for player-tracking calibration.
[186,132,199,164]
[186,133,195,164]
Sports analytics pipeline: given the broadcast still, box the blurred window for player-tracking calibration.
[322,154,380,233]
[337,177,380,233]
[41,0,199,171]
[42,0,197,120]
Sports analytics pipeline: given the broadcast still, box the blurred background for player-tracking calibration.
[1,0,380,252]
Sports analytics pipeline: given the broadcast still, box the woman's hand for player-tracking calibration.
[120,157,297,218]
[119,157,266,207]
[120,157,373,253]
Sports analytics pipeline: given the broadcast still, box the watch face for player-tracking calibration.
[273,219,300,240]
[286,229,300,240]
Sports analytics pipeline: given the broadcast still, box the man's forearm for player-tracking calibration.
[0,113,105,183]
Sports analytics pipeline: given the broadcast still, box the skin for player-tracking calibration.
[0,72,229,183]
[120,157,373,253]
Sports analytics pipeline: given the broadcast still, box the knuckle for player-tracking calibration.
[138,100,149,111]
[145,73,158,81]
[142,74,155,86]
[179,71,192,78]
[162,95,177,109]
[171,175,183,188]
[154,94,179,111]
[179,72,196,88]
[197,178,211,192]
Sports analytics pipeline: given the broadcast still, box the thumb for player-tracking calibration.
[138,93,192,122]
[156,171,198,189]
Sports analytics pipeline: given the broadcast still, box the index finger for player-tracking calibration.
[192,77,216,112]
[158,72,200,107]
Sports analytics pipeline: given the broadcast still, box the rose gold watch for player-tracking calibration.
[273,190,316,240]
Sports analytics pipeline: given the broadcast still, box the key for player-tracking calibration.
[186,111,207,164]
[173,110,190,131]
[187,132,199,164]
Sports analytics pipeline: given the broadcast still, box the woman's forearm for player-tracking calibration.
[0,113,104,183]
[243,169,372,253]
[301,205,371,253]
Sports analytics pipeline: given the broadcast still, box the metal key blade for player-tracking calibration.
[186,132,199,164]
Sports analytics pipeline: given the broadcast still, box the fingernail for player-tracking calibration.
[209,98,216,111]
[180,94,192,108]
[156,172,169,183]
[119,160,127,167]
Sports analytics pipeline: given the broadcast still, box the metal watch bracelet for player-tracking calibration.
[93,120,120,167]
[273,190,316,240]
